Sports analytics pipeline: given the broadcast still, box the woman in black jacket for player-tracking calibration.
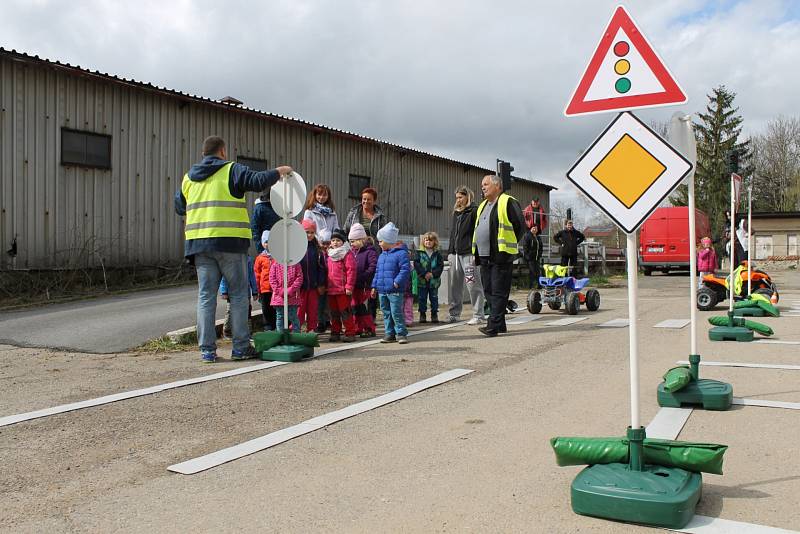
[446,185,486,325]
[520,224,543,288]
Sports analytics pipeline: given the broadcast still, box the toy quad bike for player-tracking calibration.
[527,264,600,316]
[696,261,779,311]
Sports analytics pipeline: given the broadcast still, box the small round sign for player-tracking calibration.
[270,171,307,219]
[268,219,307,266]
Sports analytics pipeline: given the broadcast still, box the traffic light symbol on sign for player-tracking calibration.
[564,5,687,116]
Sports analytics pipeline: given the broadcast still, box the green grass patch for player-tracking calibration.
[137,335,195,353]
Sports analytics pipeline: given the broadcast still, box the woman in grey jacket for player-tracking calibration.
[446,185,486,325]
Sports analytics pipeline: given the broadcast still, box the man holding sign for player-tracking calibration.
[175,135,294,363]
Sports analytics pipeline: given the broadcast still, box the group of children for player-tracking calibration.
[240,220,445,345]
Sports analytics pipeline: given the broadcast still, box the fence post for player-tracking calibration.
[583,243,590,275]
[601,245,608,276]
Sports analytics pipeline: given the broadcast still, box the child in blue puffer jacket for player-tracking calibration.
[371,222,411,344]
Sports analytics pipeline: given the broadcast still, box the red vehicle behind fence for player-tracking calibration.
[639,207,711,276]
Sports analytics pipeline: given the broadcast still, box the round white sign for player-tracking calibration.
[270,171,307,219]
[268,219,307,266]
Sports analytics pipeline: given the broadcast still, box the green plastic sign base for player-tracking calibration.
[733,307,765,317]
[657,379,733,411]
[571,463,702,529]
[709,325,753,342]
[261,344,314,362]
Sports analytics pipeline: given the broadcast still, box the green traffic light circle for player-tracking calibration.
[615,78,631,94]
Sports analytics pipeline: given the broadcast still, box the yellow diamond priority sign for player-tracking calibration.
[567,112,692,233]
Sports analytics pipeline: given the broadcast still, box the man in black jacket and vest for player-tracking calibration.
[472,174,525,337]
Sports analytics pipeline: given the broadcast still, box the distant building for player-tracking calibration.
[0,48,554,270]
[750,212,800,259]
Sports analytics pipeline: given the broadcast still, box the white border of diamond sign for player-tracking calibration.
[566,112,692,234]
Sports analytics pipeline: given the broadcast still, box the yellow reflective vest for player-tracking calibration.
[181,162,251,240]
[472,193,519,256]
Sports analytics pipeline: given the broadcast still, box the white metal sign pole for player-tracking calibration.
[283,177,289,331]
[747,186,752,295]
[687,158,698,354]
[729,175,735,313]
[627,232,640,429]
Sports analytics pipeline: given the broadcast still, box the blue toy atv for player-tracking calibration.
[527,264,600,316]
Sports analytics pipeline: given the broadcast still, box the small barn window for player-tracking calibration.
[237,156,269,171]
[427,187,443,209]
[349,174,371,199]
[61,129,111,169]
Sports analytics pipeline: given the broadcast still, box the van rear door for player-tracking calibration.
[641,211,668,263]
[664,212,689,263]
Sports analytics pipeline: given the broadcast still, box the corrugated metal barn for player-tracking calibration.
[0,48,553,270]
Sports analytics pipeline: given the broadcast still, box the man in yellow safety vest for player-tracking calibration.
[175,136,293,363]
[472,174,525,337]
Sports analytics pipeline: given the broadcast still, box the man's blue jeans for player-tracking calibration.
[195,251,250,353]
[379,292,407,337]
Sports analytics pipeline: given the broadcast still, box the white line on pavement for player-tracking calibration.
[732,398,800,410]
[0,321,469,427]
[671,514,798,533]
[677,361,800,370]
[597,318,629,327]
[753,339,800,345]
[654,319,691,329]
[545,317,589,326]
[506,315,543,325]
[645,407,693,440]
[167,368,474,474]
[0,361,289,427]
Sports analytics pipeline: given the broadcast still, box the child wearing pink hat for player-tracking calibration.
[697,236,718,288]
[349,223,378,337]
[298,219,327,332]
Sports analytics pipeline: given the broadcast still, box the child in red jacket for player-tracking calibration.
[253,230,276,331]
[326,228,357,342]
[269,259,303,333]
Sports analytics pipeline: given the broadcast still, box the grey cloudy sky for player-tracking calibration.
[2,0,799,202]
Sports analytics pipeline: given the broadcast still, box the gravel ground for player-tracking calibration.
[1,272,799,533]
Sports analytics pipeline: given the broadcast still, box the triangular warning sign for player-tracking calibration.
[564,5,687,117]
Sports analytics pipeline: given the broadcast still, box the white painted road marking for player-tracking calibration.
[654,319,691,329]
[168,368,474,474]
[733,398,800,410]
[545,317,589,326]
[597,318,629,328]
[677,361,800,371]
[645,407,692,440]
[0,361,289,428]
[0,321,468,427]
[672,514,798,533]
[754,339,800,345]
[506,315,543,325]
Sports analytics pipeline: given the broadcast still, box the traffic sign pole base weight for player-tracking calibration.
[708,326,753,342]
[733,307,765,317]
[260,344,313,362]
[657,379,733,411]
[571,462,701,529]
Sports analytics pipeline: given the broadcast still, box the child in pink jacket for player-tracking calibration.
[697,236,718,288]
[326,228,358,341]
[270,261,304,332]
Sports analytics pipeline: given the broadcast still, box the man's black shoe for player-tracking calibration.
[498,325,507,333]
[478,326,498,337]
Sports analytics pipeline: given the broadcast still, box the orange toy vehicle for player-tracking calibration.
[696,261,779,311]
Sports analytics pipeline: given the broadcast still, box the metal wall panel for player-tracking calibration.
[0,54,552,270]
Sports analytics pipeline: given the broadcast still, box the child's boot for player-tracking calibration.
[420,312,427,323]
[431,312,439,323]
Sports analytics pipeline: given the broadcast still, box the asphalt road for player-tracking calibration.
[1,272,799,532]
[0,285,224,353]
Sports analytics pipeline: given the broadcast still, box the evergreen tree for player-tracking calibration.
[671,86,751,233]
